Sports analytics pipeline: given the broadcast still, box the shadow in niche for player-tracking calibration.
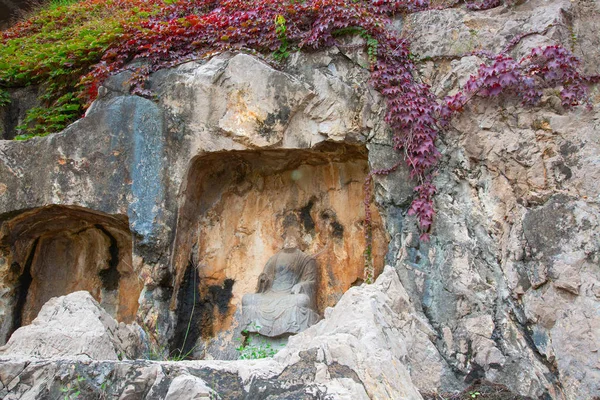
[9,238,37,340]
[95,224,122,291]
[0,205,141,344]
[169,142,389,359]
[171,257,235,359]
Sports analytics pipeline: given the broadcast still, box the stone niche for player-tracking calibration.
[0,206,142,344]
[170,143,388,359]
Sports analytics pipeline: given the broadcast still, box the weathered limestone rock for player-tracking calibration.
[277,265,451,398]
[405,0,580,62]
[0,49,391,359]
[0,291,142,360]
[388,1,600,398]
[0,0,598,396]
[0,267,426,399]
[164,375,215,400]
[0,206,142,344]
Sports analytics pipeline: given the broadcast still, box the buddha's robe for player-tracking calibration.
[241,248,319,337]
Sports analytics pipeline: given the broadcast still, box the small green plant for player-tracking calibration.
[168,344,200,361]
[469,391,481,399]
[49,0,81,7]
[273,14,290,62]
[365,35,378,67]
[0,88,9,107]
[60,375,85,400]
[143,323,199,361]
[236,323,282,360]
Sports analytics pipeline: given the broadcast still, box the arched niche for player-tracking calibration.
[0,205,141,343]
[170,142,388,358]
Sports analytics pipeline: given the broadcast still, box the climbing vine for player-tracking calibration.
[1,0,596,275]
[0,0,164,138]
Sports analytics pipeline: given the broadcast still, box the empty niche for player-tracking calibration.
[170,143,388,359]
[0,205,141,343]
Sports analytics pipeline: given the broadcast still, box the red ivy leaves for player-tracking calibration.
[464,0,501,11]
[408,182,436,241]
[77,0,594,246]
[452,45,592,112]
[371,0,430,14]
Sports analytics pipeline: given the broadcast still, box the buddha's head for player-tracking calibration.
[283,232,300,249]
[282,217,302,250]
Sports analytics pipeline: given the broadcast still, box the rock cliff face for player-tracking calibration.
[0,49,392,360]
[0,0,599,398]
[397,0,600,397]
[0,268,427,400]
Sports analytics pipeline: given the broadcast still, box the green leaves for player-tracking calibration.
[273,15,291,62]
[236,336,281,359]
[0,0,160,138]
[236,323,282,359]
[0,88,10,107]
[15,93,82,139]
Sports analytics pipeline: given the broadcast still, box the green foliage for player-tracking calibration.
[273,15,291,62]
[48,0,82,7]
[60,375,84,400]
[365,35,378,67]
[236,335,279,360]
[236,324,282,360]
[0,88,9,107]
[0,0,159,138]
[15,93,82,140]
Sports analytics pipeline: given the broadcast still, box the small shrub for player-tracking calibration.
[59,375,84,400]
[236,324,282,360]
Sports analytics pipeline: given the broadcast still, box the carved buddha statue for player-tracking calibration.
[241,230,319,337]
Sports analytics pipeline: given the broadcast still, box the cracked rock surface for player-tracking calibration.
[0,268,424,400]
[0,0,598,398]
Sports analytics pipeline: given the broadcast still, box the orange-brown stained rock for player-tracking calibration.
[0,206,141,329]
[172,144,388,338]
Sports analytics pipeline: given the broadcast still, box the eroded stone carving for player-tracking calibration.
[241,227,319,337]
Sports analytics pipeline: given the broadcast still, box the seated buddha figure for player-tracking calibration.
[241,229,319,337]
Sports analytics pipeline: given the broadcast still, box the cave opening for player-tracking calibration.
[0,205,141,344]
[170,142,389,359]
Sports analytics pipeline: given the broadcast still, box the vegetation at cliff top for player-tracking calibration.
[0,0,162,138]
[1,0,596,270]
